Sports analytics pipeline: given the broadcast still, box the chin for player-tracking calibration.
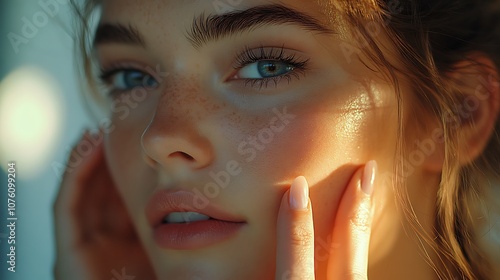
[151,258,274,280]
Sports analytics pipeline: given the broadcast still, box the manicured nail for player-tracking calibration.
[361,160,377,195]
[289,176,309,210]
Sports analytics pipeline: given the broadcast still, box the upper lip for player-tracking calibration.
[145,189,246,228]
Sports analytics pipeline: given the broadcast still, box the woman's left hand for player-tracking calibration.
[53,131,156,280]
[275,161,377,280]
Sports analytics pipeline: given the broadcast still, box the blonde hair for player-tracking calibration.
[71,0,500,278]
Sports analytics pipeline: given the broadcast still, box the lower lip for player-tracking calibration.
[153,219,245,250]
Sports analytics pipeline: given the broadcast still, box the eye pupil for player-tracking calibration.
[122,71,158,89]
[267,64,276,72]
[257,61,292,78]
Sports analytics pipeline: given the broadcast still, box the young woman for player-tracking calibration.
[54,0,500,279]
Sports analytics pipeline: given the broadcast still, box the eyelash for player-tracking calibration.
[97,45,310,95]
[98,63,155,96]
[99,65,130,83]
[233,45,310,89]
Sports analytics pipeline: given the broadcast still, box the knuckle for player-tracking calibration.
[349,202,372,233]
[289,224,314,247]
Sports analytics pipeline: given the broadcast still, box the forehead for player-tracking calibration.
[99,0,333,26]
[94,0,341,54]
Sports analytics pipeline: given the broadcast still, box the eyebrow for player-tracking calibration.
[93,4,334,48]
[187,4,335,48]
[93,23,146,47]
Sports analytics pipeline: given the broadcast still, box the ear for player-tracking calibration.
[445,54,500,166]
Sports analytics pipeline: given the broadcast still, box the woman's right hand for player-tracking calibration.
[53,131,156,280]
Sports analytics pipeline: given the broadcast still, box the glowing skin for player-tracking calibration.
[96,0,439,279]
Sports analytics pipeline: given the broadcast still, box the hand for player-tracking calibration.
[275,161,377,280]
[53,131,156,280]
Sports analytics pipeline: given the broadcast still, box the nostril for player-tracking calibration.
[143,151,196,169]
[170,151,194,161]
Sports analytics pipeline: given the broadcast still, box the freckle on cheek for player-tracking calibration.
[226,111,242,125]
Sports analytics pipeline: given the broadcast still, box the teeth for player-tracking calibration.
[164,212,211,224]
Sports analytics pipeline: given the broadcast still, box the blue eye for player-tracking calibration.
[232,46,309,89]
[100,69,159,92]
[237,60,294,79]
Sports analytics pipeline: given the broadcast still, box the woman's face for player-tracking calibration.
[97,0,402,279]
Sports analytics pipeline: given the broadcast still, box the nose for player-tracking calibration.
[141,95,214,171]
[142,128,213,170]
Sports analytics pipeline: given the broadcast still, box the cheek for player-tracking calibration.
[229,80,398,188]
[224,83,398,243]
[246,107,370,226]
[239,106,372,186]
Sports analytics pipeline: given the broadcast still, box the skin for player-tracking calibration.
[53,0,500,279]
[100,0,403,278]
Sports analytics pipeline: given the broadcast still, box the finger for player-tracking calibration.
[79,146,112,236]
[54,131,104,212]
[75,131,136,239]
[328,160,377,280]
[53,130,105,245]
[276,176,315,280]
[85,153,135,238]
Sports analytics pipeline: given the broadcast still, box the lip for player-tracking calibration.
[145,189,246,250]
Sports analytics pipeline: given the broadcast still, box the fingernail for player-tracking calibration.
[289,176,309,210]
[361,160,377,195]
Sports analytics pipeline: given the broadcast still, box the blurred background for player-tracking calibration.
[1,1,94,279]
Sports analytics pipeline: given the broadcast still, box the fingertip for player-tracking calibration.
[327,163,375,279]
[289,176,310,210]
[361,160,377,196]
[276,176,315,280]
[65,129,105,182]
